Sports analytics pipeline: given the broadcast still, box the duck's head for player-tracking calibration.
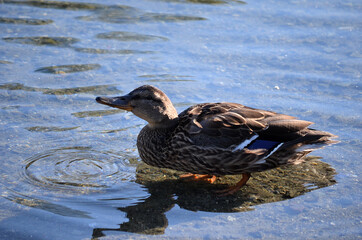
[96,85,178,128]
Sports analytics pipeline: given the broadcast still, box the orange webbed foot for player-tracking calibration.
[180,174,217,184]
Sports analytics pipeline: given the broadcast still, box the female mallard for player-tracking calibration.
[96,85,336,195]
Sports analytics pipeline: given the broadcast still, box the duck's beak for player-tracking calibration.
[96,95,133,111]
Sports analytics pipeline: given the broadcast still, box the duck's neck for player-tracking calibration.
[147,117,179,129]
[136,123,177,168]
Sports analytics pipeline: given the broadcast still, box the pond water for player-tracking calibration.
[0,0,361,239]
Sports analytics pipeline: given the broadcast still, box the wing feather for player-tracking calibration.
[178,103,314,149]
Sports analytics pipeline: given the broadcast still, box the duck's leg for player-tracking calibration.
[179,174,217,183]
[216,173,251,196]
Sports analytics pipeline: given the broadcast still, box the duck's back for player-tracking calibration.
[177,102,335,154]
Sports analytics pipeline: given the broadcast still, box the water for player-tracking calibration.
[0,0,361,239]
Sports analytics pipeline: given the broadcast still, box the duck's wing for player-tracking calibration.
[178,103,314,151]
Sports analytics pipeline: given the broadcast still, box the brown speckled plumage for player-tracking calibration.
[96,85,337,194]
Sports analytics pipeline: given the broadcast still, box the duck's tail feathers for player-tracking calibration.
[282,129,338,150]
[249,129,338,171]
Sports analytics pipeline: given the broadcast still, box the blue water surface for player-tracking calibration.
[0,0,361,239]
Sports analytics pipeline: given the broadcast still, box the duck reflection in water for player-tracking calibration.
[92,157,336,237]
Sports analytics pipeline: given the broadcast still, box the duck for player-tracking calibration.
[96,85,337,195]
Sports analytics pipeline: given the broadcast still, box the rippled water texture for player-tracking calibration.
[23,147,136,189]
[0,0,361,239]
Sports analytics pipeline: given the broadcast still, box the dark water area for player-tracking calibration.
[0,0,361,239]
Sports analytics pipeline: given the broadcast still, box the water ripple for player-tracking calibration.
[71,109,123,118]
[0,60,12,64]
[22,147,136,191]
[152,0,246,4]
[96,31,168,42]
[4,0,206,23]
[138,74,196,82]
[0,17,53,25]
[73,47,155,55]
[26,126,79,132]
[3,0,103,10]
[35,64,101,74]
[78,9,206,24]
[0,83,121,95]
[3,190,92,218]
[2,36,79,47]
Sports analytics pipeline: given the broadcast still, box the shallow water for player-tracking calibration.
[0,0,361,239]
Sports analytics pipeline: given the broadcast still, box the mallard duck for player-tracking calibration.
[96,85,337,195]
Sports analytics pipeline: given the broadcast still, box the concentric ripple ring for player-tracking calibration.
[22,147,136,191]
